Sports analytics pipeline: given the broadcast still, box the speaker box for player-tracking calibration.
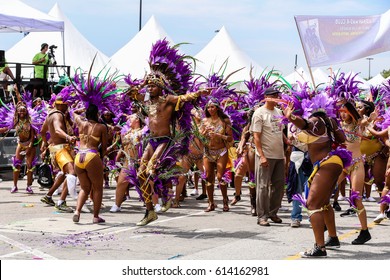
[0,50,5,67]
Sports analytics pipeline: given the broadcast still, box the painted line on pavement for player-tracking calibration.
[88,210,209,239]
[0,233,57,260]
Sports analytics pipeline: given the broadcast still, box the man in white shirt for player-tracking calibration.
[250,87,286,226]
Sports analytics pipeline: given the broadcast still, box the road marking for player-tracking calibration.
[0,233,57,260]
[88,210,208,239]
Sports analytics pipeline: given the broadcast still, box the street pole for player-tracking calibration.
[139,0,142,31]
[367,57,373,80]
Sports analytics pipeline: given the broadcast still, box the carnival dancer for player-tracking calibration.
[231,112,257,215]
[126,39,211,226]
[283,90,351,257]
[366,108,390,223]
[173,109,207,208]
[101,110,118,189]
[337,101,371,244]
[200,99,233,212]
[110,113,144,212]
[72,104,108,223]
[357,100,387,202]
[0,86,46,193]
[40,95,77,212]
[0,102,37,193]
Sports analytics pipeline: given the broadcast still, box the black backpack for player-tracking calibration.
[37,152,54,188]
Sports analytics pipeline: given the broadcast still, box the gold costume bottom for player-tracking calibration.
[75,149,99,169]
[204,147,227,162]
[49,144,74,171]
[308,155,343,187]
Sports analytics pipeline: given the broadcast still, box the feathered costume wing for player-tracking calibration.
[0,91,47,134]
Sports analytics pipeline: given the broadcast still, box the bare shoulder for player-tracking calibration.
[98,123,108,133]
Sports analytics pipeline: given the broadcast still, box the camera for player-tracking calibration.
[47,45,57,64]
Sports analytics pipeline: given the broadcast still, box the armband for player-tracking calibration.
[302,118,310,130]
[175,91,201,111]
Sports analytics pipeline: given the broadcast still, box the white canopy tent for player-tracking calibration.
[0,0,64,33]
[110,15,174,79]
[346,71,370,89]
[367,73,385,86]
[284,67,312,86]
[312,68,331,86]
[6,3,110,78]
[194,26,263,83]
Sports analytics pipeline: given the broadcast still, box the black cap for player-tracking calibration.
[264,87,280,96]
[41,43,48,51]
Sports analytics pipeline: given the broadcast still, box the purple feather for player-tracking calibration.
[346,191,361,209]
[292,194,308,210]
[379,194,390,205]
[330,147,352,168]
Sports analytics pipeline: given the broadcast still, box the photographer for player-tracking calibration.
[32,43,49,99]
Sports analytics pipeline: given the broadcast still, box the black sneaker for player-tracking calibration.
[196,194,207,200]
[352,229,371,245]
[325,236,340,249]
[332,201,342,212]
[41,195,55,206]
[386,210,390,219]
[300,244,327,258]
[340,208,356,217]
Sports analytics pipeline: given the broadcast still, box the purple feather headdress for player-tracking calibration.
[280,82,337,122]
[70,68,121,115]
[301,91,337,119]
[244,69,280,108]
[0,91,47,134]
[328,72,363,111]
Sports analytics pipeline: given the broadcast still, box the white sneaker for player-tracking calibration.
[154,204,162,212]
[81,205,90,213]
[338,195,345,201]
[366,197,376,202]
[110,204,121,213]
[374,213,386,224]
[190,189,199,196]
[291,219,301,228]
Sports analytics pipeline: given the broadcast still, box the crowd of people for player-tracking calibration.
[1,40,390,258]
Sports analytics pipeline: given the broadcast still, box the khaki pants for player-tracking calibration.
[255,156,285,220]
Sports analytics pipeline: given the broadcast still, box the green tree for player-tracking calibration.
[381,69,390,79]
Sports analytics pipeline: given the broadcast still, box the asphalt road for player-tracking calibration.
[0,177,389,262]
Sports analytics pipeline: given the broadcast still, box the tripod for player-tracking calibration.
[47,51,60,94]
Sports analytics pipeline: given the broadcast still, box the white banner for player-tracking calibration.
[295,9,390,67]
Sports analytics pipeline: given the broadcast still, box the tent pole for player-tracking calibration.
[62,31,65,66]
[294,17,316,88]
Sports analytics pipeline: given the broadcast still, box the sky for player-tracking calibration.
[2,0,390,79]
